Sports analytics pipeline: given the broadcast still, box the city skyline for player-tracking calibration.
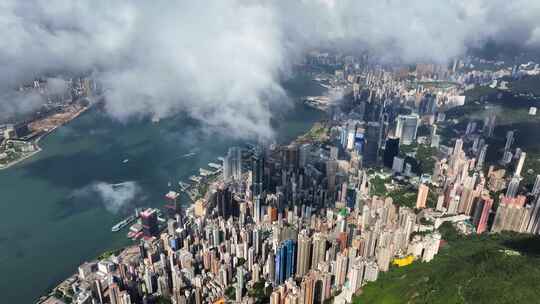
[2,2,540,304]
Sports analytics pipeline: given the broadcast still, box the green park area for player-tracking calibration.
[399,143,438,175]
[297,122,329,143]
[370,176,437,210]
[97,248,122,260]
[354,224,540,304]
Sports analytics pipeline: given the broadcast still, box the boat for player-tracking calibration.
[208,162,221,169]
[122,159,129,164]
[181,152,196,158]
[111,215,137,232]
[111,182,130,189]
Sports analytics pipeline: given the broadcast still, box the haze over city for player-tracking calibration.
[1,1,540,304]
[3,1,540,137]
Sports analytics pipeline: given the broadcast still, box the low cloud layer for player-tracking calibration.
[0,91,43,122]
[2,1,540,137]
[73,181,141,214]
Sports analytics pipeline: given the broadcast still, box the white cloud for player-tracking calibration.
[1,1,540,137]
[73,181,141,214]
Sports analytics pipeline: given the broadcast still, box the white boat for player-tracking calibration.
[180,152,196,158]
[122,159,129,164]
[111,215,136,232]
[208,162,221,169]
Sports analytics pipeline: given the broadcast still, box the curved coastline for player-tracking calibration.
[0,105,90,171]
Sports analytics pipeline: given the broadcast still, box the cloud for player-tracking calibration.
[45,77,68,95]
[0,77,68,123]
[0,91,43,122]
[276,0,540,62]
[73,181,141,214]
[1,1,540,137]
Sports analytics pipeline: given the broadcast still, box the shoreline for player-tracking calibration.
[32,76,329,303]
[0,105,90,171]
[0,146,42,171]
[39,100,328,303]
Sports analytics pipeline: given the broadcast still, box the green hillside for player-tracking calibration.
[353,224,540,304]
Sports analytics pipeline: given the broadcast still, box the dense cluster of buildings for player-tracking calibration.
[40,53,540,304]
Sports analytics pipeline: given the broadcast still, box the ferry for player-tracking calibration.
[181,152,196,158]
[208,162,221,169]
[111,215,136,232]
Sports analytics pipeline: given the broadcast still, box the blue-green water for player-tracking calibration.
[0,78,324,303]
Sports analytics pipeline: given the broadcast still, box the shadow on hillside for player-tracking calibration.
[503,235,540,256]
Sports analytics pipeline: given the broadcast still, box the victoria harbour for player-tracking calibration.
[0,78,325,303]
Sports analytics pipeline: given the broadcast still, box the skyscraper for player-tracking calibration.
[395,114,419,145]
[363,122,381,166]
[514,152,526,177]
[223,146,242,182]
[472,197,493,234]
[506,176,520,198]
[251,149,265,197]
[532,175,540,196]
[141,208,159,238]
[275,239,297,284]
[284,239,297,280]
[484,113,496,137]
[476,144,488,171]
[326,160,338,193]
[416,184,429,209]
[311,233,327,270]
[215,186,238,219]
[383,137,399,168]
[504,131,514,151]
[453,138,463,157]
[253,195,262,223]
[296,232,311,277]
[354,130,365,154]
[347,129,356,151]
[282,144,300,170]
[164,191,181,219]
[527,196,540,234]
[334,252,349,286]
[109,283,121,304]
[236,267,245,298]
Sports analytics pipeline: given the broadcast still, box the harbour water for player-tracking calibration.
[0,76,325,303]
